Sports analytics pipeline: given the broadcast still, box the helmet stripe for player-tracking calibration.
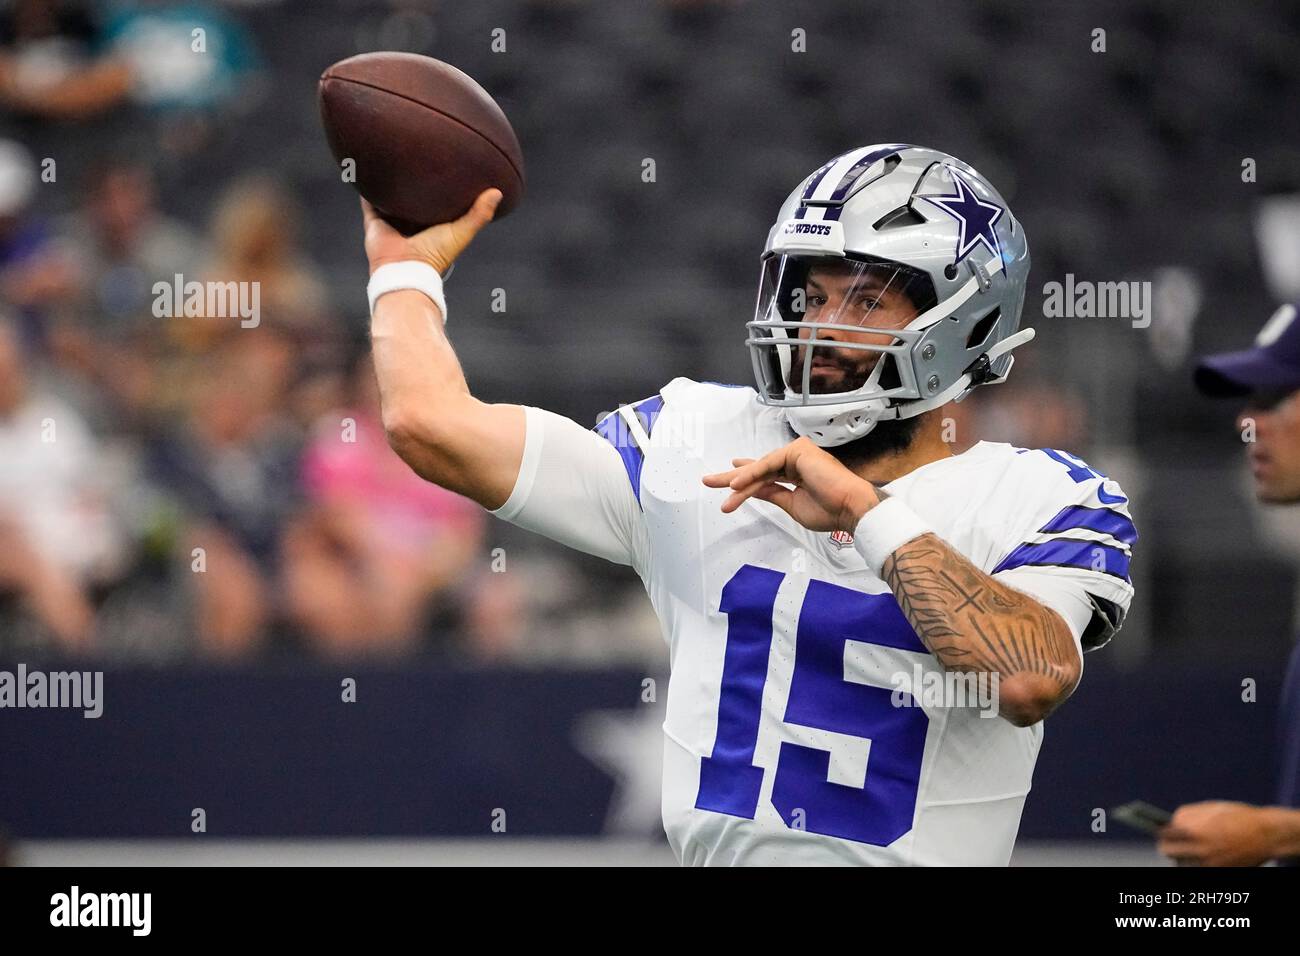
[806,146,877,202]
[799,156,841,203]
[826,144,910,202]
[798,145,911,220]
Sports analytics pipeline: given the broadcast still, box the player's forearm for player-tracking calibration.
[369,289,524,508]
[371,287,470,411]
[370,290,474,479]
[880,532,1080,727]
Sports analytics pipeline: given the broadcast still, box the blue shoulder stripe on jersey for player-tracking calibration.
[993,538,1131,581]
[1038,505,1138,546]
[630,394,664,429]
[593,394,663,506]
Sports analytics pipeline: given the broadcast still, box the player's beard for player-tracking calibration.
[829,413,926,467]
[787,343,876,396]
[786,343,925,465]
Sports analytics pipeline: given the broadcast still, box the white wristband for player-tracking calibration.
[367,261,447,322]
[852,498,934,575]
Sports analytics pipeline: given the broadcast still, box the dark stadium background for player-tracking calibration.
[0,0,1297,864]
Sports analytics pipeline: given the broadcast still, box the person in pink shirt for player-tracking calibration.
[282,353,487,657]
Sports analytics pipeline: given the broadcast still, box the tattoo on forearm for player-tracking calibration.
[881,534,1077,698]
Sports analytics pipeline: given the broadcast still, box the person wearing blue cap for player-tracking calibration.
[1158,304,1300,865]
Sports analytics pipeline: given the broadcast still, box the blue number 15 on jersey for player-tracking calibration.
[695,564,930,846]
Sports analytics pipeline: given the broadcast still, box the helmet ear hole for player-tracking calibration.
[875,354,901,392]
[966,307,1001,350]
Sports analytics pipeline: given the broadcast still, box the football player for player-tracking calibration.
[360,145,1137,865]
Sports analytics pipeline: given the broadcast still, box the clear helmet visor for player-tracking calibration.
[747,253,938,407]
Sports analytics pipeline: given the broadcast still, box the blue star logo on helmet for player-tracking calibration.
[919,166,1004,266]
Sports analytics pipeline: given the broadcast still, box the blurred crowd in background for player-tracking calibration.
[0,140,546,662]
[0,0,675,665]
[0,0,1297,667]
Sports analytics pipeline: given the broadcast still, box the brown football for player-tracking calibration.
[319,52,524,234]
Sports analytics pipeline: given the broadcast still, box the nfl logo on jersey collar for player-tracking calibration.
[828,529,855,549]
[819,524,870,571]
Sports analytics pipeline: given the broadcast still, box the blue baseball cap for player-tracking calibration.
[1195,303,1300,398]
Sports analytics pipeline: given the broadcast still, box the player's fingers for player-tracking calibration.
[436,188,503,259]
[719,486,759,513]
[704,454,787,492]
[702,468,742,488]
[727,452,790,490]
[720,477,778,513]
[702,463,753,489]
[359,197,390,233]
[750,482,796,514]
[459,188,503,233]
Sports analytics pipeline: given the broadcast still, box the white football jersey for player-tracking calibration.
[491,378,1136,866]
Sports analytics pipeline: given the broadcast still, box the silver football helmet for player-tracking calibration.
[748,144,1033,446]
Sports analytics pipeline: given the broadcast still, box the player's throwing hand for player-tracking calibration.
[702,436,880,533]
[361,188,502,276]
